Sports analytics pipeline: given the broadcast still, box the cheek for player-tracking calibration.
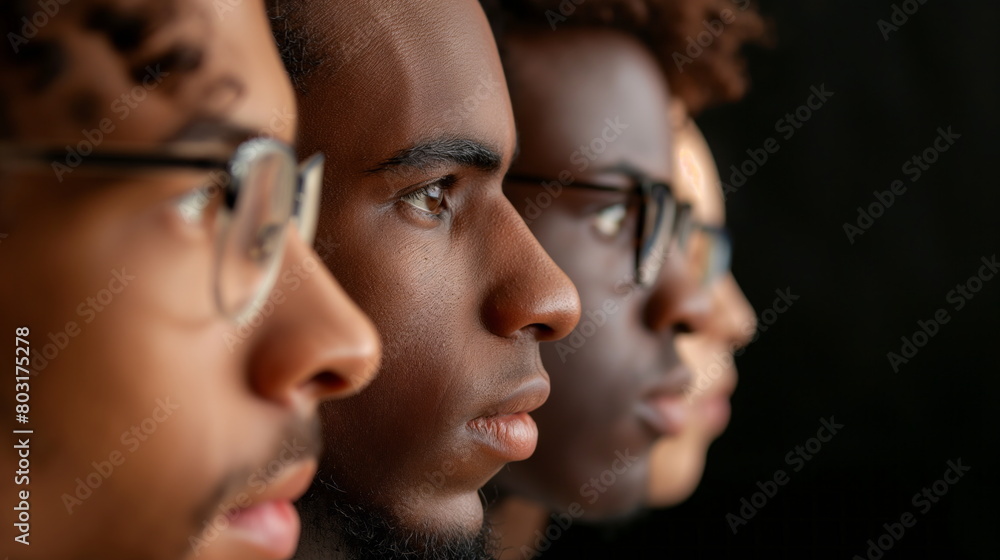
[11,198,253,550]
[26,269,243,558]
[540,304,641,414]
[677,335,736,400]
[532,219,650,421]
[317,203,476,429]
[530,212,633,295]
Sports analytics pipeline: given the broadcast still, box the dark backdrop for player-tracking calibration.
[543,1,999,558]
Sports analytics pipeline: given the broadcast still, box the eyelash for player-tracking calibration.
[174,172,230,225]
[400,176,456,219]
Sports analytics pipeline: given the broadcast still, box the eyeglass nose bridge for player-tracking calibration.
[635,180,694,288]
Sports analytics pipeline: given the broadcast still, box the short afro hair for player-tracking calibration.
[483,0,772,114]
[265,0,330,94]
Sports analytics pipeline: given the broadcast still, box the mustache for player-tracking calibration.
[189,415,322,529]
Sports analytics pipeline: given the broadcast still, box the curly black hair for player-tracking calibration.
[483,0,771,114]
[265,0,330,94]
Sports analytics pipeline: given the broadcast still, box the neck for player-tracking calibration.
[491,496,549,560]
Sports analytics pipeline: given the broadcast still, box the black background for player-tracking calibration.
[544,1,999,558]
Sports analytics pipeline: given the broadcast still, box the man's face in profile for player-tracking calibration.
[279,0,581,556]
[0,1,378,559]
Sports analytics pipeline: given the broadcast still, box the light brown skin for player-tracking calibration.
[291,0,581,539]
[0,1,379,559]
[647,105,756,507]
[494,28,709,521]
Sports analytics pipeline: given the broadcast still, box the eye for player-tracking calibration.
[401,181,447,215]
[175,170,229,225]
[593,203,627,238]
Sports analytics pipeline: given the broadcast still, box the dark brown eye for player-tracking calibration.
[402,183,446,215]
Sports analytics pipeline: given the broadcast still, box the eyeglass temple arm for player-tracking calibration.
[0,144,229,171]
[505,174,628,193]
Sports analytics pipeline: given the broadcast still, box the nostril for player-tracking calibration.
[529,323,555,339]
[309,370,348,393]
[673,321,694,335]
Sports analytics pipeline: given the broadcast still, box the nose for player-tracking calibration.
[249,230,380,409]
[479,200,581,341]
[644,248,712,336]
[711,273,757,349]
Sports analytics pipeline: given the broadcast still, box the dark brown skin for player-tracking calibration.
[494,28,710,519]
[292,0,581,537]
[0,1,379,559]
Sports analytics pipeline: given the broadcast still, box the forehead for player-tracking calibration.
[505,27,673,181]
[673,112,725,225]
[299,0,514,167]
[2,0,294,146]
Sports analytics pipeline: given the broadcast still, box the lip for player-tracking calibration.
[225,458,317,560]
[467,378,550,462]
[700,393,732,434]
[636,364,693,437]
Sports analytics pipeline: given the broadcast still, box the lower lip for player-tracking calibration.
[467,412,539,462]
[639,394,689,437]
[701,395,732,433]
[228,499,301,559]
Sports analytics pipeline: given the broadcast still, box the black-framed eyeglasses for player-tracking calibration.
[0,138,325,321]
[688,223,731,288]
[507,165,693,288]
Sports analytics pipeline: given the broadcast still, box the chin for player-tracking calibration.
[394,491,487,534]
[570,457,651,522]
[647,433,712,508]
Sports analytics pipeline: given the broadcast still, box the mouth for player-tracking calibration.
[467,378,550,463]
[693,366,738,433]
[700,392,733,435]
[636,364,693,437]
[224,458,317,560]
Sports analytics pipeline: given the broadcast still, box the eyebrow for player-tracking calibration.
[366,138,504,174]
[164,117,261,147]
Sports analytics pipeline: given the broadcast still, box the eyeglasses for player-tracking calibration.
[507,165,693,288]
[687,223,731,288]
[0,138,325,321]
